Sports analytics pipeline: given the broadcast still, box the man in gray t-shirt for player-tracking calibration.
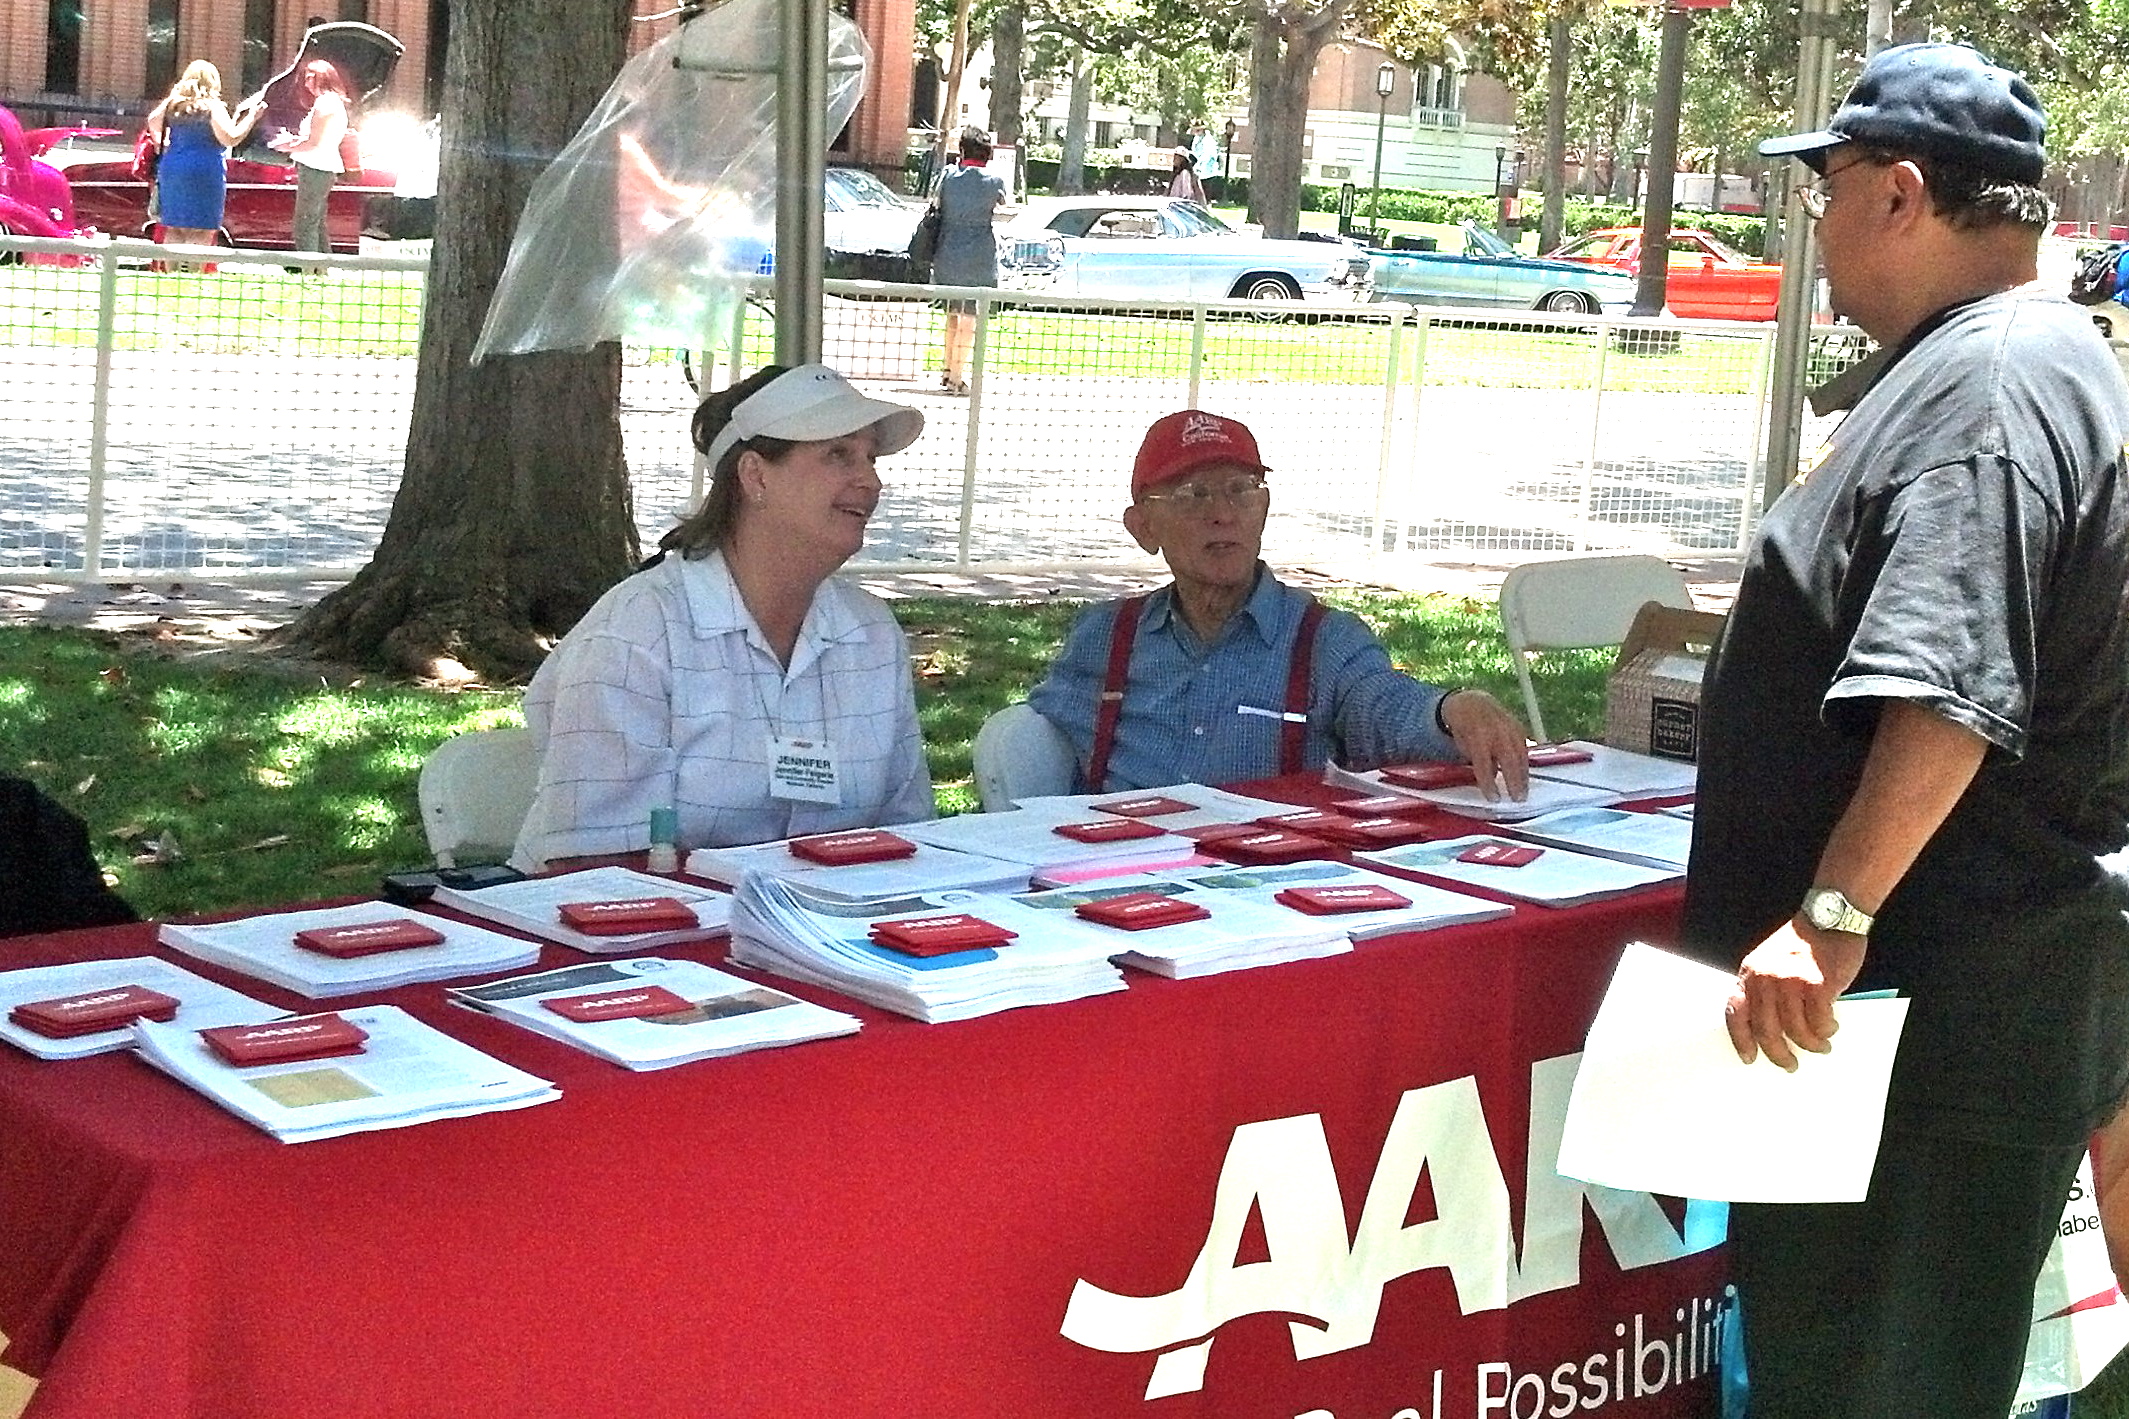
[1684,44,2129,1419]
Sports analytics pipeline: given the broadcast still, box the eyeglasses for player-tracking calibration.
[1797,151,1878,220]
[1139,474,1270,511]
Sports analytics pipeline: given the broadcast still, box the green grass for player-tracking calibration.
[0,589,1608,922]
[0,264,427,355]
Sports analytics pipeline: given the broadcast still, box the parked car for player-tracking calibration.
[823,165,925,256]
[1367,222,1636,314]
[0,106,94,261]
[998,195,1370,305]
[58,21,416,253]
[1544,226,1782,322]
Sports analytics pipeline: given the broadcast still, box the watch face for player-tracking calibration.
[1806,893,1837,929]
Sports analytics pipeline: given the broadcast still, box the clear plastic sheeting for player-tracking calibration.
[472,0,869,362]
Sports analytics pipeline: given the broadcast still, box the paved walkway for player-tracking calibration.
[0,554,1744,661]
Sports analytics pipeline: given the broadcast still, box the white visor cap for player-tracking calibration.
[701,364,925,473]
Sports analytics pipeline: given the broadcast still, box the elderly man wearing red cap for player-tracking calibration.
[1682,44,2129,1419]
[1027,409,1531,794]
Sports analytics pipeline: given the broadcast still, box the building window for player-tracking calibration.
[45,0,85,94]
[426,0,451,114]
[338,0,369,20]
[146,0,182,99]
[242,0,275,93]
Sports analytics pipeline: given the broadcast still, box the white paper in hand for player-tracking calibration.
[1556,942,1909,1203]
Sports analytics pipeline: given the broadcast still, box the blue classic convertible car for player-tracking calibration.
[1368,222,1637,314]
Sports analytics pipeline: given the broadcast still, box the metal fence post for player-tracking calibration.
[1574,323,1614,553]
[1740,325,1778,552]
[955,292,992,566]
[1370,304,1405,553]
[1187,303,1207,408]
[83,250,122,577]
[1399,312,1432,554]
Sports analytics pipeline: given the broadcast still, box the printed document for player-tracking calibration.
[0,956,283,1060]
[1556,942,1910,1203]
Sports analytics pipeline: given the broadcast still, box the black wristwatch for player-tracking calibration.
[1434,687,1463,735]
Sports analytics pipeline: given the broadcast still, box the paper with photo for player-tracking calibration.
[1557,942,1909,1203]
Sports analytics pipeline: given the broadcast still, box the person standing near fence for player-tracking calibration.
[269,59,350,255]
[145,61,263,255]
[932,127,1006,396]
[1683,43,2129,1419]
[1168,146,1208,206]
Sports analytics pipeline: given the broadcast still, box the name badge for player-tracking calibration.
[770,736,843,804]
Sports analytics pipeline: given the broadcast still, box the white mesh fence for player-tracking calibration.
[0,235,1859,579]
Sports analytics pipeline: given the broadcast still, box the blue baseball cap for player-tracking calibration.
[1759,43,2045,183]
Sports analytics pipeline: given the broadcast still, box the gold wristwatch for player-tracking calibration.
[1799,886,1873,937]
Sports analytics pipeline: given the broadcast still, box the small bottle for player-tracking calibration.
[646,807,679,874]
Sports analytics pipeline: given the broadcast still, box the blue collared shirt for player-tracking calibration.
[1027,566,1458,791]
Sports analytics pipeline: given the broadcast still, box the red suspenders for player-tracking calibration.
[1085,594,1329,792]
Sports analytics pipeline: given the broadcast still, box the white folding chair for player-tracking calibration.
[417,727,540,867]
[971,703,1078,811]
[1498,555,1695,742]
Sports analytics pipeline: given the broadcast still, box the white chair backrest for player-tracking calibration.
[971,703,1078,812]
[1497,555,1695,741]
[417,727,540,868]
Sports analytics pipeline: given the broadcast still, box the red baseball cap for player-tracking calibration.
[1131,410,1268,499]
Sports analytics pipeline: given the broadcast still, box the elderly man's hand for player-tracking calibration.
[1726,919,1867,1071]
[1439,689,1531,800]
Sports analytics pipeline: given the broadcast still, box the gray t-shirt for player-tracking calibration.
[1682,288,2129,1145]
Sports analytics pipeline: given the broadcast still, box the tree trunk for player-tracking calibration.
[1059,54,1092,195]
[1630,5,1691,318]
[277,0,638,681]
[990,5,1024,154]
[1246,2,1353,240]
[1540,6,1571,253]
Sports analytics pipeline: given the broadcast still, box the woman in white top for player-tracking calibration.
[1168,147,1208,206]
[268,58,349,254]
[512,365,935,869]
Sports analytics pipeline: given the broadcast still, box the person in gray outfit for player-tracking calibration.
[931,127,1007,394]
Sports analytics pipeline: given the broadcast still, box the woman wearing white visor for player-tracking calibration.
[513,364,934,868]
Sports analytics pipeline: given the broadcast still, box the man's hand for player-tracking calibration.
[1727,919,1868,1071]
[1439,689,1531,800]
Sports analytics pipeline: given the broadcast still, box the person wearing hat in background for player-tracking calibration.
[1168,145,1208,206]
[512,365,935,869]
[1026,409,1530,793]
[1683,43,2129,1419]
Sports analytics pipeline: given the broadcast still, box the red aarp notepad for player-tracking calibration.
[542,986,695,1023]
[1336,793,1442,820]
[1053,818,1166,844]
[1253,809,1357,834]
[1074,892,1211,931]
[1319,816,1439,848]
[557,897,703,936]
[293,918,448,958]
[1091,795,1197,818]
[1527,745,1596,766]
[1275,884,1414,915]
[200,1014,370,1066]
[1379,763,1478,791]
[787,831,919,866]
[1457,842,1543,868]
[11,984,181,1039]
[869,913,1018,956]
[1202,829,1333,866]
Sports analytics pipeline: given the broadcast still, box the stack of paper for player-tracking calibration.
[132,1004,561,1143]
[1005,878,1351,979]
[1521,741,1698,798]
[1557,943,1909,1202]
[728,878,1127,1023]
[160,901,544,999]
[896,802,1202,876]
[1325,764,1623,821]
[1007,783,1305,830]
[0,957,284,1060]
[685,838,1030,901]
[1502,806,1694,871]
[1360,834,1681,906]
[1102,860,1517,943]
[448,957,861,1070]
[432,866,733,953]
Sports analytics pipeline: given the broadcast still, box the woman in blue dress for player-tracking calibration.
[930,128,1008,395]
[146,61,263,251]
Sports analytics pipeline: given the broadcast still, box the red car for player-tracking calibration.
[52,21,422,254]
[0,106,97,262]
[1545,226,1783,322]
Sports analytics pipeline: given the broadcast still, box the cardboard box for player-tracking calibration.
[1605,604,1727,761]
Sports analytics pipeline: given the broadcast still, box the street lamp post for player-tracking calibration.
[1368,61,1396,236]
[1223,117,1237,199]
